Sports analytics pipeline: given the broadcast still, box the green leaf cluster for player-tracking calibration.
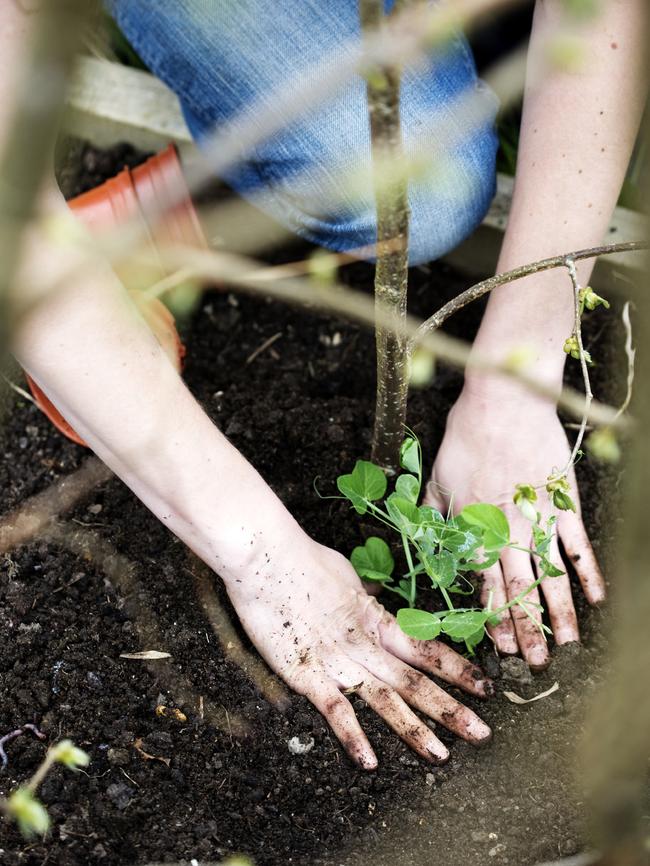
[335,434,563,654]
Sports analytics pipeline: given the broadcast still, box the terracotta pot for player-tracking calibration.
[26,144,205,447]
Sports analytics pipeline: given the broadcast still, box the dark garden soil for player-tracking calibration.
[0,143,629,866]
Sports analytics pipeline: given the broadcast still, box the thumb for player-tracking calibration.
[422,475,447,512]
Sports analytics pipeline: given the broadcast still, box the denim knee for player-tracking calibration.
[107,0,499,265]
[295,124,498,267]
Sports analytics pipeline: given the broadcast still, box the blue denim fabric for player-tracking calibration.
[106,1,499,265]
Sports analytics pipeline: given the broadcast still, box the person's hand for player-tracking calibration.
[226,535,493,770]
[425,385,606,670]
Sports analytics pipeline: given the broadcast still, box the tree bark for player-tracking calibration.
[360,0,411,473]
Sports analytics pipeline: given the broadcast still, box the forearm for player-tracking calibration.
[12,194,302,585]
[469,0,646,396]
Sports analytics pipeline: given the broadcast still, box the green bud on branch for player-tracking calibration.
[513,483,539,523]
[563,334,592,365]
[546,476,577,512]
[578,285,610,314]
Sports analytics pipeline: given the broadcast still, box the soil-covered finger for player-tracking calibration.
[479,563,518,656]
[356,679,449,763]
[559,511,607,605]
[365,652,492,745]
[304,683,377,771]
[501,549,550,671]
[379,616,494,698]
[536,538,580,646]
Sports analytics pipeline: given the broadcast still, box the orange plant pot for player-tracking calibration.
[26,144,206,447]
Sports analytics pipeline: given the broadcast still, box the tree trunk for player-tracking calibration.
[360,0,411,473]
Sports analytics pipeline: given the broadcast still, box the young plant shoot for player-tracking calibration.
[337,432,565,653]
[1,739,89,838]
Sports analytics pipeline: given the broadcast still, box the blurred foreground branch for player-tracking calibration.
[0,0,89,356]
[579,256,650,864]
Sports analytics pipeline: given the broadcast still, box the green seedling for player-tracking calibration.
[336,432,563,653]
[1,738,89,838]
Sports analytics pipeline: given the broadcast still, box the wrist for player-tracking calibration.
[459,372,560,417]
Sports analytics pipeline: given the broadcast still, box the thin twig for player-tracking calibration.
[547,258,592,484]
[153,242,629,431]
[410,241,646,349]
[245,331,282,365]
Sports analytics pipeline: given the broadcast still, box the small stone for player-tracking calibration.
[106,782,135,810]
[86,671,103,691]
[500,657,533,685]
[425,773,436,787]
[106,748,130,767]
[287,735,314,755]
[87,503,103,515]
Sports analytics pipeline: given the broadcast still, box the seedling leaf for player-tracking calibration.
[460,504,510,550]
[439,610,489,642]
[386,494,421,534]
[7,788,50,838]
[395,473,420,503]
[337,460,387,514]
[538,556,565,578]
[396,608,443,640]
[400,437,420,474]
[351,537,394,582]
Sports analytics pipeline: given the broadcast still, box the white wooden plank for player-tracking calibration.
[63,56,193,152]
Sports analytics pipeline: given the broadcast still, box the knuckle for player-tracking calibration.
[401,667,426,693]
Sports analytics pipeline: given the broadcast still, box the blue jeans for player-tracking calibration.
[106,1,499,265]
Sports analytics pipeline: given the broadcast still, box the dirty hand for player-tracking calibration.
[226,537,492,769]
[426,385,606,671]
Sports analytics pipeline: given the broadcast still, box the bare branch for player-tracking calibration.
[410,241,647,349]
[151,243,628,431]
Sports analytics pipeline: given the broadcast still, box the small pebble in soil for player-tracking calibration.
[107,748,130,767]
[106,782,135,810]
[287,734,314,755]
[86,671,103,691]
[499,657,533,685]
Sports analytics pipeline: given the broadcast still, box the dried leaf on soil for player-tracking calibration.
[133,737,171,768]
[503,681,559,705]
[119,650,171,660]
